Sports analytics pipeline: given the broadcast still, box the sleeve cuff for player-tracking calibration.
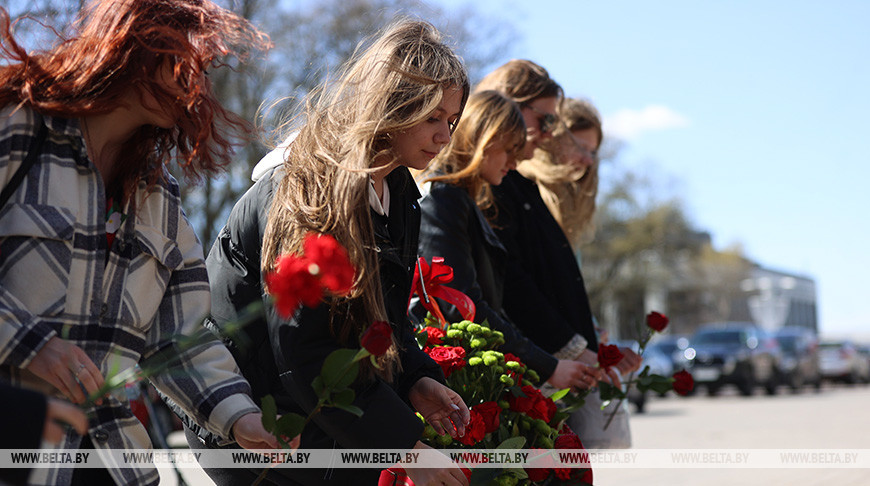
[208,393,260,440]
[4,319,58,369]
[552,334,588,361]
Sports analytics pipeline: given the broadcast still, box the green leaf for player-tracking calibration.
[334,403,364,417]
[274,412,306,439]
[330,388,355,407]
[321,348,360,389]
[312,376,326,396]
[497,436,526,449]
[415,329,429,350]
[639,374,676,394]
[598,381,625,401]
[469,467,500,486]
[549,388,571,402]
[260,395,278,432]
[498,425,509,443]
[511,467,528,479]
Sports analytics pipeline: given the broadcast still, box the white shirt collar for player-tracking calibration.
[368,177,390,217]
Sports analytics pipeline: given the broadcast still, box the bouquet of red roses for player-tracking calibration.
[418,316,593,486]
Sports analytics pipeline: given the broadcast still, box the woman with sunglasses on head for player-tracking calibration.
[0,1,278,485]
[520,97,641,447]
[193,19,472,486]
[474,60,640,391]
[413,90,602,391]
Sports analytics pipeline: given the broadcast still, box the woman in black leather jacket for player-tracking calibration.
[414,91,602,391]
[187,21,472,486]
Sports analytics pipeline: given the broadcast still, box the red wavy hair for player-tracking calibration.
[0,0,270,194]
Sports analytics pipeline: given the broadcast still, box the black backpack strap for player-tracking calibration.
[0,114,49,209]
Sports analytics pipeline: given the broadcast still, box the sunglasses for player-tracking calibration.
[566,132,599,161]
[523,104,558,134]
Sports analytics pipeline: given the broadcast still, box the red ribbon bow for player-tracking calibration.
[410,256,476,328]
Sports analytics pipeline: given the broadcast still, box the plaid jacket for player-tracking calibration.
[0,106,259,486]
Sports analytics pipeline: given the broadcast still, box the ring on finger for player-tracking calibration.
[72,363,86,378]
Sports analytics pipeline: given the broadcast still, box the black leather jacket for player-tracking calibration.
[414,181,558,380]
[490,171,599,354]
[203,166,442,460]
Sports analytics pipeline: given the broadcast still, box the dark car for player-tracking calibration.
[774,327,822,392]
[650,334,691,372]
[684,322,780,396]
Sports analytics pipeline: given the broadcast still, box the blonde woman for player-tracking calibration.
[192,20,471,486]
[414,90,602,390]
[523,98,642,448]
[476,60,604,373]
[519,98,602,251]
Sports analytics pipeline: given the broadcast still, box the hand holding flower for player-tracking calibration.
[232,412,284,451]
[615,346,642,375]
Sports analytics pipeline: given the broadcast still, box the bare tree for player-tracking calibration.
[580,152,752,338]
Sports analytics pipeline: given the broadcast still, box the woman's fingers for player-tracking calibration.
[55,365,86,404]
[45,398,89,438]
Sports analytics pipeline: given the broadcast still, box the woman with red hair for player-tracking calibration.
[0,1,279,485]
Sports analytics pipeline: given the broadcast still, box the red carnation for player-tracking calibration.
[264,254,322,318]
[597,344,624,370]
[672,370,695,396]
[646,311,669,332]
[302,233,355,295]
[457,409,486,446]
[422,327,446,347]
[361,321,393,356]
[503,353,523,365]
[554,432,593,483]
[526,394,557,423]
[428,346,466,377]
[472,401,501,434]
[508,385,543,414]
[524,448,553,482]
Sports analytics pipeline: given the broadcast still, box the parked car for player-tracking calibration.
[684,322,781,396]
[774,327,822,392]
[613,339,674,413]
[650,334,691,372]
[818,340,870,384]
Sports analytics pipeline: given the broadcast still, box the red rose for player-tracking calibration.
[672,370,695,396]
[361,321,393,356]
[422,327,446,347]
[264,254,322,318]
[428,346,466,377]
[472,401,501,433]
[302,233,356,295]
[597,344,624,369]
[646,311,669,332]
[457,409,486,446]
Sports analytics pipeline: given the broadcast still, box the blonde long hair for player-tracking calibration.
[474,59,563,105]
[421,90,525,213]
[261,20,468,376]
[518,98,602,249]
